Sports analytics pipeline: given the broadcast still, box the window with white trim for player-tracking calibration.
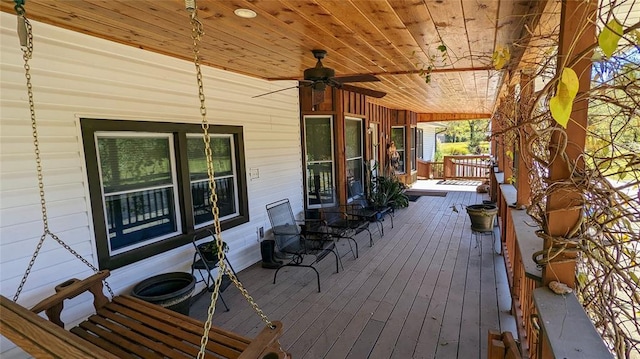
[345,117,364,200]
[391,126,405,173]
[417,128,424,160]
[82,119,248,269]
[96,133,181,255]
[187,134,239,227]
[411,127,417,171]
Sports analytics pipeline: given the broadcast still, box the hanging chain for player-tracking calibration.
[187,3,277,358]
[12,3,114,302]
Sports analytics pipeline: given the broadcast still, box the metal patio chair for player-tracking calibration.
[348,180,393,237]
[266,199,341,292]
[315,202,374,257]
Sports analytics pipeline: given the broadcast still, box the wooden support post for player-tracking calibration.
[443,156,453,179]
[334,87,347,205]
[495,115,505,173]
[488,330,503,359]
[516,71,534,207]
[502,84,515,185]
[542,0,596,288]
[491,115,498,159]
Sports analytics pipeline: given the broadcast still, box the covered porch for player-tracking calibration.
[191,189,517,358]
[0,0,637,358]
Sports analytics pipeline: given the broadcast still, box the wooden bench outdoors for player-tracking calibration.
[0,270,286,359]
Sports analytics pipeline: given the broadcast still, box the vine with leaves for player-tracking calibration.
[411,43,449,83]
[492,1,639,357]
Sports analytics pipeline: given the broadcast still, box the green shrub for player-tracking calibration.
[440,141,490,156]
[441,142,469,155]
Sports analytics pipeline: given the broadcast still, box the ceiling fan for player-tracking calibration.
[253,49,387,104]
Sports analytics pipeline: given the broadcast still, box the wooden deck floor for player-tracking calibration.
[190,190,517,359]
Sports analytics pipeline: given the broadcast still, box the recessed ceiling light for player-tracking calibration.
[234,8,257,18]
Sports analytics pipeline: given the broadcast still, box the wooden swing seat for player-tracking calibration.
[0,270,286,359]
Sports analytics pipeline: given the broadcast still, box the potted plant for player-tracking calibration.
[197,240,229,263]
[368,174,409,211]
[451,203,498,232]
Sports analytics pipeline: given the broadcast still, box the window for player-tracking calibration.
[82,119,248,269]
[411,127,417,172]
[304,115,335,208]
[391,126,405,173]
[96,134,181,254]
[345,117,364,200]
[187,135,238,226]
[417,128,424,160]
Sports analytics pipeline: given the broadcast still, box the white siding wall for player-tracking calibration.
[418,124,438,161]
[0,13,303,357]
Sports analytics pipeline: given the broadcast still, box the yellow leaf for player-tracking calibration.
[598,19,623,57]
[577,272,588,287]
[550,96,571,128]
[550,68,579,128]
[559,67,579,99]
[492,46,510,70]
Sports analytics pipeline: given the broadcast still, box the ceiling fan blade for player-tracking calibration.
[340,84,386,98]
[332,74,380,83]
[252,85,299,98]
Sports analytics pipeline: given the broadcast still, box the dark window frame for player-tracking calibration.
[81,119,249,270]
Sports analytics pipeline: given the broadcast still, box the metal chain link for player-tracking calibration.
[12,7,114,302]
[187,4,279,358]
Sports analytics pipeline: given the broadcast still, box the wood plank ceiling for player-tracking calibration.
[0,0,539,115]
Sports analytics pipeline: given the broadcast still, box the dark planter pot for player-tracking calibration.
[131,272,195,315]
[466,204,498,232]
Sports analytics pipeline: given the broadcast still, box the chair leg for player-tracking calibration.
[335,245,344,272]
[377,219,384,237]
[365,227,373,247]
[219,293,230,312]
[330,248,343,273]
[345,236,358,259]
[273,264,322,292]
[310,265,321,292]
[273,266,283,285]
[206,270,216,291]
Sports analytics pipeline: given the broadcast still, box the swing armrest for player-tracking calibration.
[238,321,286,359]
[30,270,111,328]
[0,295,119,358]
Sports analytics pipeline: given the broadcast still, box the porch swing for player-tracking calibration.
[0,1,287,358]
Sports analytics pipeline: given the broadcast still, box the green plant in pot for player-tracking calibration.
[197,240,229,263]
[368,174,409,210]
